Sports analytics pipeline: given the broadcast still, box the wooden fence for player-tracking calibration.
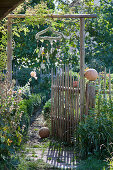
[51,67,113,143]
[51,66,80,143]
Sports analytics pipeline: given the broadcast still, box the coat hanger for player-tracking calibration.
[35,26,64,41]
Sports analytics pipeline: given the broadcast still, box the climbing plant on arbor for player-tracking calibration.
[0,0,113,73]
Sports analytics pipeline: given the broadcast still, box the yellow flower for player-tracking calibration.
[7,139,12,146]
[84,67,89,72]
[3,127,7,131]
[43,60,46,63]
[42,51,45,55]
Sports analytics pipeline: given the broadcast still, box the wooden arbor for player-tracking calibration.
[7,13,97,117]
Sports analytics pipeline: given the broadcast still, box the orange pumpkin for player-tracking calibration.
[84,69,98,81]
[39,127,50,138]
[73,81,78,87]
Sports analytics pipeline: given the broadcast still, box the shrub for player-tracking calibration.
[29,93,41,112]
[0,75,42,168]
[78,98,113,159]
[13,67,51,100]
[43,99,51,120]
[19,100,30,134]
[0,76,24,168]
[19,94,42,134]
[18,82,31,99]
[13,67,33,86]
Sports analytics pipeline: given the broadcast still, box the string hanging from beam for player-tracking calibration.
[35,27,64,69]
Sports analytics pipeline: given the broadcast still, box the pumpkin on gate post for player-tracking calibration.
[84,69,98,81]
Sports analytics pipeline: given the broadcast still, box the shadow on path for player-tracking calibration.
[46,141,78,169]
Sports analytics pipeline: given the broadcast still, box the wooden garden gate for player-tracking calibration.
[51,67,112,143]
[51,66,80,143]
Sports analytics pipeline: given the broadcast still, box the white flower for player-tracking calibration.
[30,71,37,78]
[41,62,45,69]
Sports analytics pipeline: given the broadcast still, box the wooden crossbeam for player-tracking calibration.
[7,14,97,19]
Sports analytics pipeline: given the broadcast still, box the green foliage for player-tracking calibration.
[17,158,56,170]
[13,67,32,86]
[85,0,113,72]
[76,156,109,170]
[19,81,31,99]
[25,2,54,26]
[19,93,42,133]
[0,19,7,71]
[43,99,51,120]
[0,75,23,167]
[13,67,51,100]
[28,93,41,112]
[0,72,42,168]
[78,98,113,159]
[19,100,30,133]
[11,0,80,70]
[1,0,113,74]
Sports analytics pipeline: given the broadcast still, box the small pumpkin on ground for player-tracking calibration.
[39,127,50,138]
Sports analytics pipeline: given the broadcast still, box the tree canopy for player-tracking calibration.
[0,0,113,73]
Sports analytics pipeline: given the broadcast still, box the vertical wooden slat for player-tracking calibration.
[55,68,57,138]
[74,79,77,127]
[104,67,106,99]
[59,71,62,139]
[60,68,63,140]
[62,66,65,140]
[65,65,67,142]
[67,66,70,142]
[80,18,85,120]
[76,74,80,145]
[70,73,74,139]
[72,76,75,129]
[56,71,59,138]
[70,71,72,140]
[77,74,79,124]
[51,68,53,136]
[53,70,55,137]
[7,17,12,83]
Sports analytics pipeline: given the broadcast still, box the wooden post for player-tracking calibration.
[80,18,85,119]
[86,82,96,115]
[7,17,12,82]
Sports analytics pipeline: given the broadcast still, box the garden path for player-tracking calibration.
[22,110,77,169]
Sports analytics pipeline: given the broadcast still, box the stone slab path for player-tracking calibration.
[23,110,77,169]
